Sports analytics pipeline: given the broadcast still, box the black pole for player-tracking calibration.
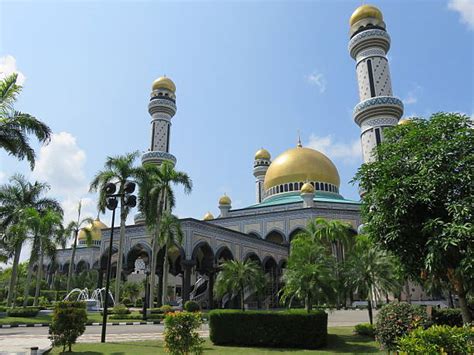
[101,205,116,343]
[143,271,149,321]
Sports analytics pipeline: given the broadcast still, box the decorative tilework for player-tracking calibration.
[353,96,403,115]
[349,29,391,57]
[141,151,177,165]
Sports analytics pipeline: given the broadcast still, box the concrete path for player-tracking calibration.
[0,310,375,354]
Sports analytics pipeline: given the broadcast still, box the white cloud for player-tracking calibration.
[448,0,474,30]
[32,132,96,224]
[0,55,26,85]
[307,71,327,93]
[0,171,5,184]
[403,84,422,105]
[306,134,362,164]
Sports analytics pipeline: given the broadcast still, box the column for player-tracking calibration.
[181,260,196,303]
[207,269,215,310]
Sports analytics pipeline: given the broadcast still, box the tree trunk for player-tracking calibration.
[240,286,245,311]
[305,294,312,313]
[34,242,44,306]
[448,272,472,324]
[161,247,169,306]
[7,242,22,307]
[115,201,127,305]
[149,189,164,308]
[404,280,412,304]
[23,237,38,306]
[66,229,79,292]
[458,292,472,324]
[367,297,373,325]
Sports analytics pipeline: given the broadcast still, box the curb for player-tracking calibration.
[0,320,161,328]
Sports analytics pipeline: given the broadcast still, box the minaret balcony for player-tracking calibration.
[353,96,403,126]
[142,151,177,167]
[349,28,390,59]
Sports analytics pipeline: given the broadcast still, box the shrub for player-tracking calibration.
[184,301,200,313]
[49,301,87,353]
[0,306,7,312]
[135,298,143,307]
[139,307,163,315]
[209,310,327,349]
[160,305,173,314]
[112,304,131,315]
[354,323,375,337]
[122,297,133,307]
[109,313,144,320]
[375,302,430,350]
[398,325,474,354]
[15,296,34,306]
[164,311,204,355]
[7,307,40,317]
[432,308,463,327]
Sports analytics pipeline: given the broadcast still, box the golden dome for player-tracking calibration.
[255,148,271,160]
[219,194,232,205]
[350,5,383,26]
[263,146,340,191]
[78,218,108,242]
[152,76,176,93]
[301,182,315,194]
[203,211,214,221]
[398,118,412,125]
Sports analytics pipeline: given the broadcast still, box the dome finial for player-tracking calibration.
[297,130,302,148]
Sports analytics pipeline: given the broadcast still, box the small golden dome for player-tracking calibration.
[264,146,340,191]
[255,148,271,160]
[203,211,214,221]
[398,118,412,125]
[350,5,383,26]
[78,218,108,242]
[301,182,315,194]
[219,194,232,205]
[152,76,176,93]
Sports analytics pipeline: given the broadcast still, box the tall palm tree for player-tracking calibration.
[0,174,62,307]
[343,235,399,324]
[214,259,265,311]
[281,231,336,312]
[64,201,94,292]
[89,151,142,304]
[0,73,51,169]
[157,212,183,305]
[138,162,192,308]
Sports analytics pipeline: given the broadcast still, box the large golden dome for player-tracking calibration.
[350,5,383,26]
[263,146,340,191]
[152,76,176,93]
[78,218,108,242]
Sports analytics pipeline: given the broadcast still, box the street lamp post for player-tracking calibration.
[101,181,137,343]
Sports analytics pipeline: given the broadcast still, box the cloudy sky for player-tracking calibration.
[0,0,473,237]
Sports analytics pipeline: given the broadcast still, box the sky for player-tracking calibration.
[0,0,473,253]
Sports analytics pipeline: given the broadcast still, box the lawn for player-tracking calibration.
[48,327,383,354]
[0,312,157,325]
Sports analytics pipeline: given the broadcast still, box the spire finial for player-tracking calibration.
[297,130,302,148]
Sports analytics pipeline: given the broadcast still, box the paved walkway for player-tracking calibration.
[0,310,374,354]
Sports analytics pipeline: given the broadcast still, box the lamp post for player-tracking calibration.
[143,266,150,321]
[101,181,137,343]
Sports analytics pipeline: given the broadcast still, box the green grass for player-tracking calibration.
[0,312,157,325]
[48,327,382,354]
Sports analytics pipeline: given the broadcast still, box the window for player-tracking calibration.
[289,184,294,191]
[316,182,320,190]
[375,128,381,145]
[367,59,376,97]
[284,184,288,192]
[325,183,328,191]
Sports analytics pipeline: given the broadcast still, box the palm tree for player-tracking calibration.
[214,259,265,311]
[343,235,400,324]
[281,231,336,312]
[0,73,52,169]
[89,151,142,304]
[0,174,62,307]
[138,162,192,308]
[64,201,94,292]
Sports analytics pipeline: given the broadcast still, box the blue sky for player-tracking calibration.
[1,0,473,229]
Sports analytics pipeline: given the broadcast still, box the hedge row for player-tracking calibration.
[209,310,327,349]
[7,307,40,317]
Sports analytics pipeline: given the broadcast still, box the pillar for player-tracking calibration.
[181,259,196,303]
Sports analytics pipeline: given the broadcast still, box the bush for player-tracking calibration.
[0,306,7,312]
[139,307,163,315]
[109,313,144,320]
[49,301,87,353]
[122,298,133,307]
[432,308,463,327]
[375,302,430,350]
[398,325,473,354]
[164,312,204,355]
[160,305,173,314]
[209,310,327,349]
[112,304,131,315]
[135,298,143,307]
[184,301,200,313]
[15,296,34,306]
[354,323,375,337]
[7,307,40,317]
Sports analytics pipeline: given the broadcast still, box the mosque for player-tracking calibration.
[47,5,429,308]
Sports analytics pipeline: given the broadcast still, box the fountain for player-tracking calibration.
[63,288,115,311]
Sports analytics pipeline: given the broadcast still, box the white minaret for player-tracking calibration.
[141,76,177,167]
[253,148,271,203]
[349,5,403,163]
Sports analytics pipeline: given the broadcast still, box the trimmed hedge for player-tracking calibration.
[354,323,375,337]
[7,307,40,317]
[209,310,327,349]
[432,308,463,327]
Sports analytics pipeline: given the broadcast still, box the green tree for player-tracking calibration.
[89,151,142,304]
[138,162,192,308]
[281,230,336,312]
[344,235,400,324]
[353,112,473,324]
[63,201,94,292]
[121,280,143,303]
[0,174,61,307]
[214,259,265,311]
[0,73,51,169]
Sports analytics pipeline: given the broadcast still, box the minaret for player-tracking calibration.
[141,76,177,167]
[253,148,271,203]
[349,5,403,163]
